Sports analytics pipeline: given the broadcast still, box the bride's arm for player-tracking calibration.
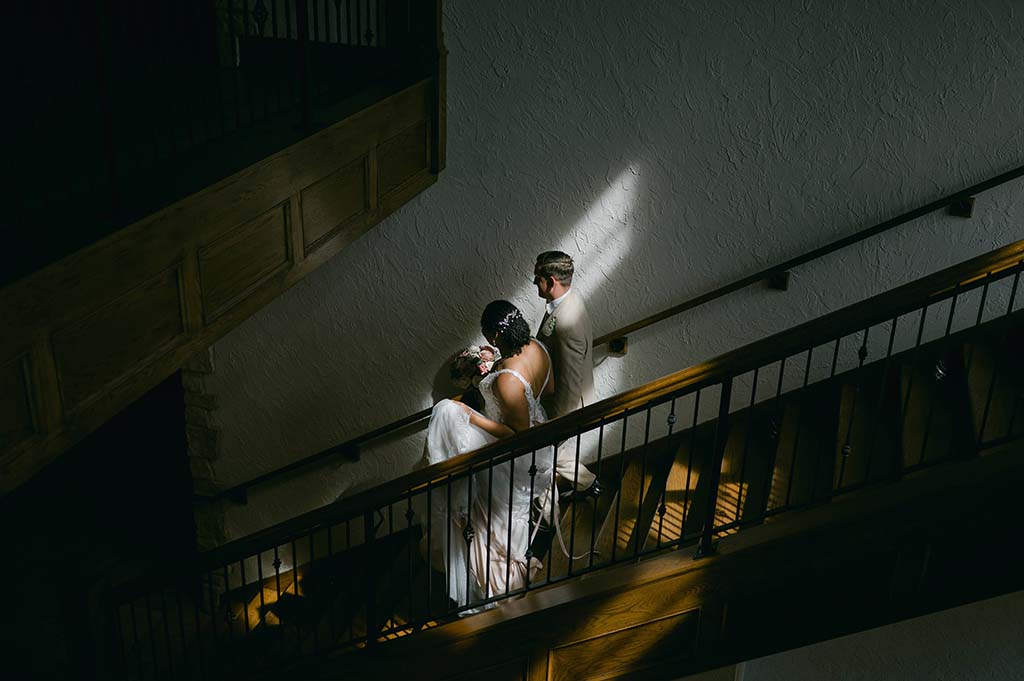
[460,374,530,438]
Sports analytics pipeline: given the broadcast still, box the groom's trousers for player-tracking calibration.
[554,435,597,490]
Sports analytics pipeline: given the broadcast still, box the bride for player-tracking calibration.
[423,300,556,610]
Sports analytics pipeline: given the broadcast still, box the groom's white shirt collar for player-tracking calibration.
[546,288,571,316]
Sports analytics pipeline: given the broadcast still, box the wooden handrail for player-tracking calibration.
[205,163,1024,503]
[185,239,1023,569]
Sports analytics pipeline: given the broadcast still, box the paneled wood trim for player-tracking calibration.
[51,263,187,414]
[0,353,37,450]
[368,147,380,211]
[28,337,63,434]
[300,155,370,257]
[0,75,442,496]
[180,249,204,335]
[379,121,430,198]
[0,78,433,353]
[198,200,292,323]
[547,608,701,681]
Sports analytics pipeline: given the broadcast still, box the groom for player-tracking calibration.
[534,251,601,498]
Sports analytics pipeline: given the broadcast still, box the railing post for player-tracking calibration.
[295,0,313,133]
[695,377,733,558]
[363,509,377,647]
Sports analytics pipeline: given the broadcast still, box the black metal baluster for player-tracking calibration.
[760,360,787,518]
[308,532,318,651]
[465,466,474,609]
[344,523,352,642]
[363,510,377,646]
[290,541,301,648]
[589,422,605,566]
[239,560,251,638]
[356,0,362,45]
[680,392,700,538]
[206,572,219,655]
[174,587,187,677]
[255,551,266,635]
[505,456,515,594]
[242,0,253,125]
[364,0,373,44]
[272,547,283,651]
[427,480,436,620]
[312,0,320,41]
[634,409,653,558]
[385,506,393,635]
[546,451,557,583]
[378,0,384,47]
[296,0,313,131]
[326,525,338,643]
[783,349,814,508]
[113,603,126,680]
[568,430,583,573]
[347,0,353,44]
[485,462,494,598]
[404,497,414,627]
[221,565,234,644]
[334,0,342,41]
[837,331,870,488]
[735,370,758,524]
[864,318,899,483]
[129,599,143,680]
[898,306,929,465]
[227,0,241,129]
[696,378,733,557]
[656,403,676,548]
[192,586,206,680]
[611,411,629,562]
[144,592,159,677]
[159,588,175,675]
[442,477,450,616]
[919,289,962,465]
[525,450,537,588]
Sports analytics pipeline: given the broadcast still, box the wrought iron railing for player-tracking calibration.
[113,240,1024,679]
[203,164,1024,504]
[9,0,435,287]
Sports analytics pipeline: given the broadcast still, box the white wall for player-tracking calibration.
[729,589,1024,681]
[206,0,1024,541]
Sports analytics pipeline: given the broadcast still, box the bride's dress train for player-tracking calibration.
[423,344,555,611]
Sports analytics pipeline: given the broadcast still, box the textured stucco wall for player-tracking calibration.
[206,0,1024,540]
[733,589,1024,681]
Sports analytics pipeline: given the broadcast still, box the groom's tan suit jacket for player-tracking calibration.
[538,290,596,419]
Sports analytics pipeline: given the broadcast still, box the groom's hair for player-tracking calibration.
[535,251,574,285]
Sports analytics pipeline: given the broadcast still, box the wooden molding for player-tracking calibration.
[0,76,444,497]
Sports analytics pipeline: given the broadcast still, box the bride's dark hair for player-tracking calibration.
[481,300,531,356]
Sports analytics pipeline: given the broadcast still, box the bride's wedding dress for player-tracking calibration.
[423,341,556,611]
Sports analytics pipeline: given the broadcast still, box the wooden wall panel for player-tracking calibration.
[51,266,186,412]
[0,355,36,449]
[0,73,444,496]
[300,156,369,254]
[548,608,700,681]
[379,122,429,197]
[199,202,291,322]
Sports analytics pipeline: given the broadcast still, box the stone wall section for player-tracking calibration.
[182,347,228,551]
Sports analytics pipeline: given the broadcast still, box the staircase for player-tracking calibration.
[105,241,1024,680]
